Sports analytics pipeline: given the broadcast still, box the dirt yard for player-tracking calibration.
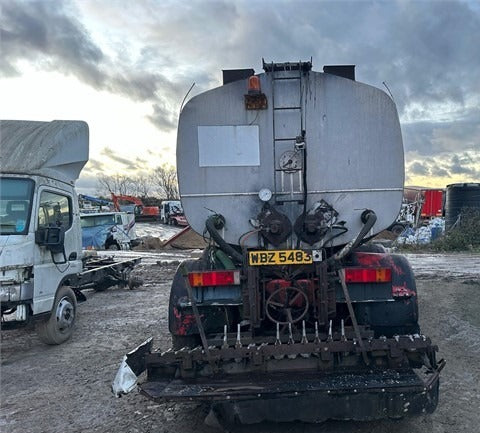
[1,252,479,433]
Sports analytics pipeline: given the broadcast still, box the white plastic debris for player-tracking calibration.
[112,356,138,397]
[396,218,445,245]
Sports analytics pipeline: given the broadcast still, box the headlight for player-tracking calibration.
[0,285,21,302]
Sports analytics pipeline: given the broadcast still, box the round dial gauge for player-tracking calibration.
[258,188,273,202]
[279,150,301,172]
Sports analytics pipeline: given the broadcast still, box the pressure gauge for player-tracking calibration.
[279,150,301,172]
[258,188,273,202]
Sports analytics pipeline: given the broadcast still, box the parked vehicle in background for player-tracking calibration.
[111,193,160,222]
[389,188,445,234]
[80,211,138,250]
[421,189,443,218]
[78,194,112,213]
[160,200,188,226]
[0,120,140,345]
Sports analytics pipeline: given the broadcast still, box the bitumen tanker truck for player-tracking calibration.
[113,60,444,423]
[0,120,140,344]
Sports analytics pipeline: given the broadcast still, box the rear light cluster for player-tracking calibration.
[188,270,241,287]
[344,267,392,283]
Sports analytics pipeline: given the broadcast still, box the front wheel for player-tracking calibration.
[36,286,77,345]
[107,242,120,250]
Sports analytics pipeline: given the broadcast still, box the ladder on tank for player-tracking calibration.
[263,59,312,205]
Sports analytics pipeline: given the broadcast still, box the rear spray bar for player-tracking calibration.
[145,332,439,372]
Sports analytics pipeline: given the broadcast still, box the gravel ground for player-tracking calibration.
[1,252,479,433]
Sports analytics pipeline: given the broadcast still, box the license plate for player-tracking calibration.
[248,250,313,266]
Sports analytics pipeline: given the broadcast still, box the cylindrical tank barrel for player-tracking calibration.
[445,183,480,230]
[177,70,405,247]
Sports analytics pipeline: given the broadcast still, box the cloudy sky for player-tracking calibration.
[1,0,479,194]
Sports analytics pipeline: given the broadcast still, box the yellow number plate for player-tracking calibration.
[248,250,312,266]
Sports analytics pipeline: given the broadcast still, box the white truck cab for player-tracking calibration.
[80,211,138,250]
[160,200,187,225]
[1,120,88,343]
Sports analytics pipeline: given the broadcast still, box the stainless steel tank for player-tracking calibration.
[177,62,404,247]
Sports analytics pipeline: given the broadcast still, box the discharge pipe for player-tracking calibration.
[329,209,377,263]
[205,214,244,263]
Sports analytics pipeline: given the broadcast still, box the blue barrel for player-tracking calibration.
[445,183,480,230]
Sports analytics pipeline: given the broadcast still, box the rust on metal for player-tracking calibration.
[244,93,268,110]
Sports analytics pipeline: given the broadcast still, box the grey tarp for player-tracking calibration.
[0,120,89,183]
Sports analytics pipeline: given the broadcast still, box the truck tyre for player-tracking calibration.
[36,286,77,345]
[168,259,204,335]
[352,253,419,337]
[354,244,386,253]
[107,242,120,250]
[389,223,405,236]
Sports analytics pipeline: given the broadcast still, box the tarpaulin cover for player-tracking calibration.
[0,120,88,183]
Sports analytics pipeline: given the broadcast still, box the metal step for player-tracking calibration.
[273,137,298,142]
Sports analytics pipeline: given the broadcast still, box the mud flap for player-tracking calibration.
[112,338,152,397]
[139,368,441,423]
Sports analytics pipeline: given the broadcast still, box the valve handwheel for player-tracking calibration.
[265,286,309,324]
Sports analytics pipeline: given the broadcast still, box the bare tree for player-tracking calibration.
[96,174,135,197]
[96,175,114,196]
[131,174,152,198]
[152,164,179,199]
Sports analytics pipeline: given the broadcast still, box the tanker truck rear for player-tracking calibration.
[113,60,444,423]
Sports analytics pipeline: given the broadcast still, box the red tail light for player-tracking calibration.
[344,268,391,283]
[188,270,240,287]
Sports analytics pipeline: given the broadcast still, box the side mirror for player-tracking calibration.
[35,226,65,253]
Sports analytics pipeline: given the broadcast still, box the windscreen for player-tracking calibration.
[0,178,35,235]
[80,214,116,228]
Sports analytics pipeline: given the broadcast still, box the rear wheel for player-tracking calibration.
[354,244,386,253]
[36,286,77,345]
[389,223,405,236]
[168,259,203,335]
[353,254,419,337]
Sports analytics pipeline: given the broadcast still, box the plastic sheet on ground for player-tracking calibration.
[396,218,445,245]
[134,222,182,241]
[82,225,112,249]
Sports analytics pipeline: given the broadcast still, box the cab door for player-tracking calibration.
[32,187,81,314]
